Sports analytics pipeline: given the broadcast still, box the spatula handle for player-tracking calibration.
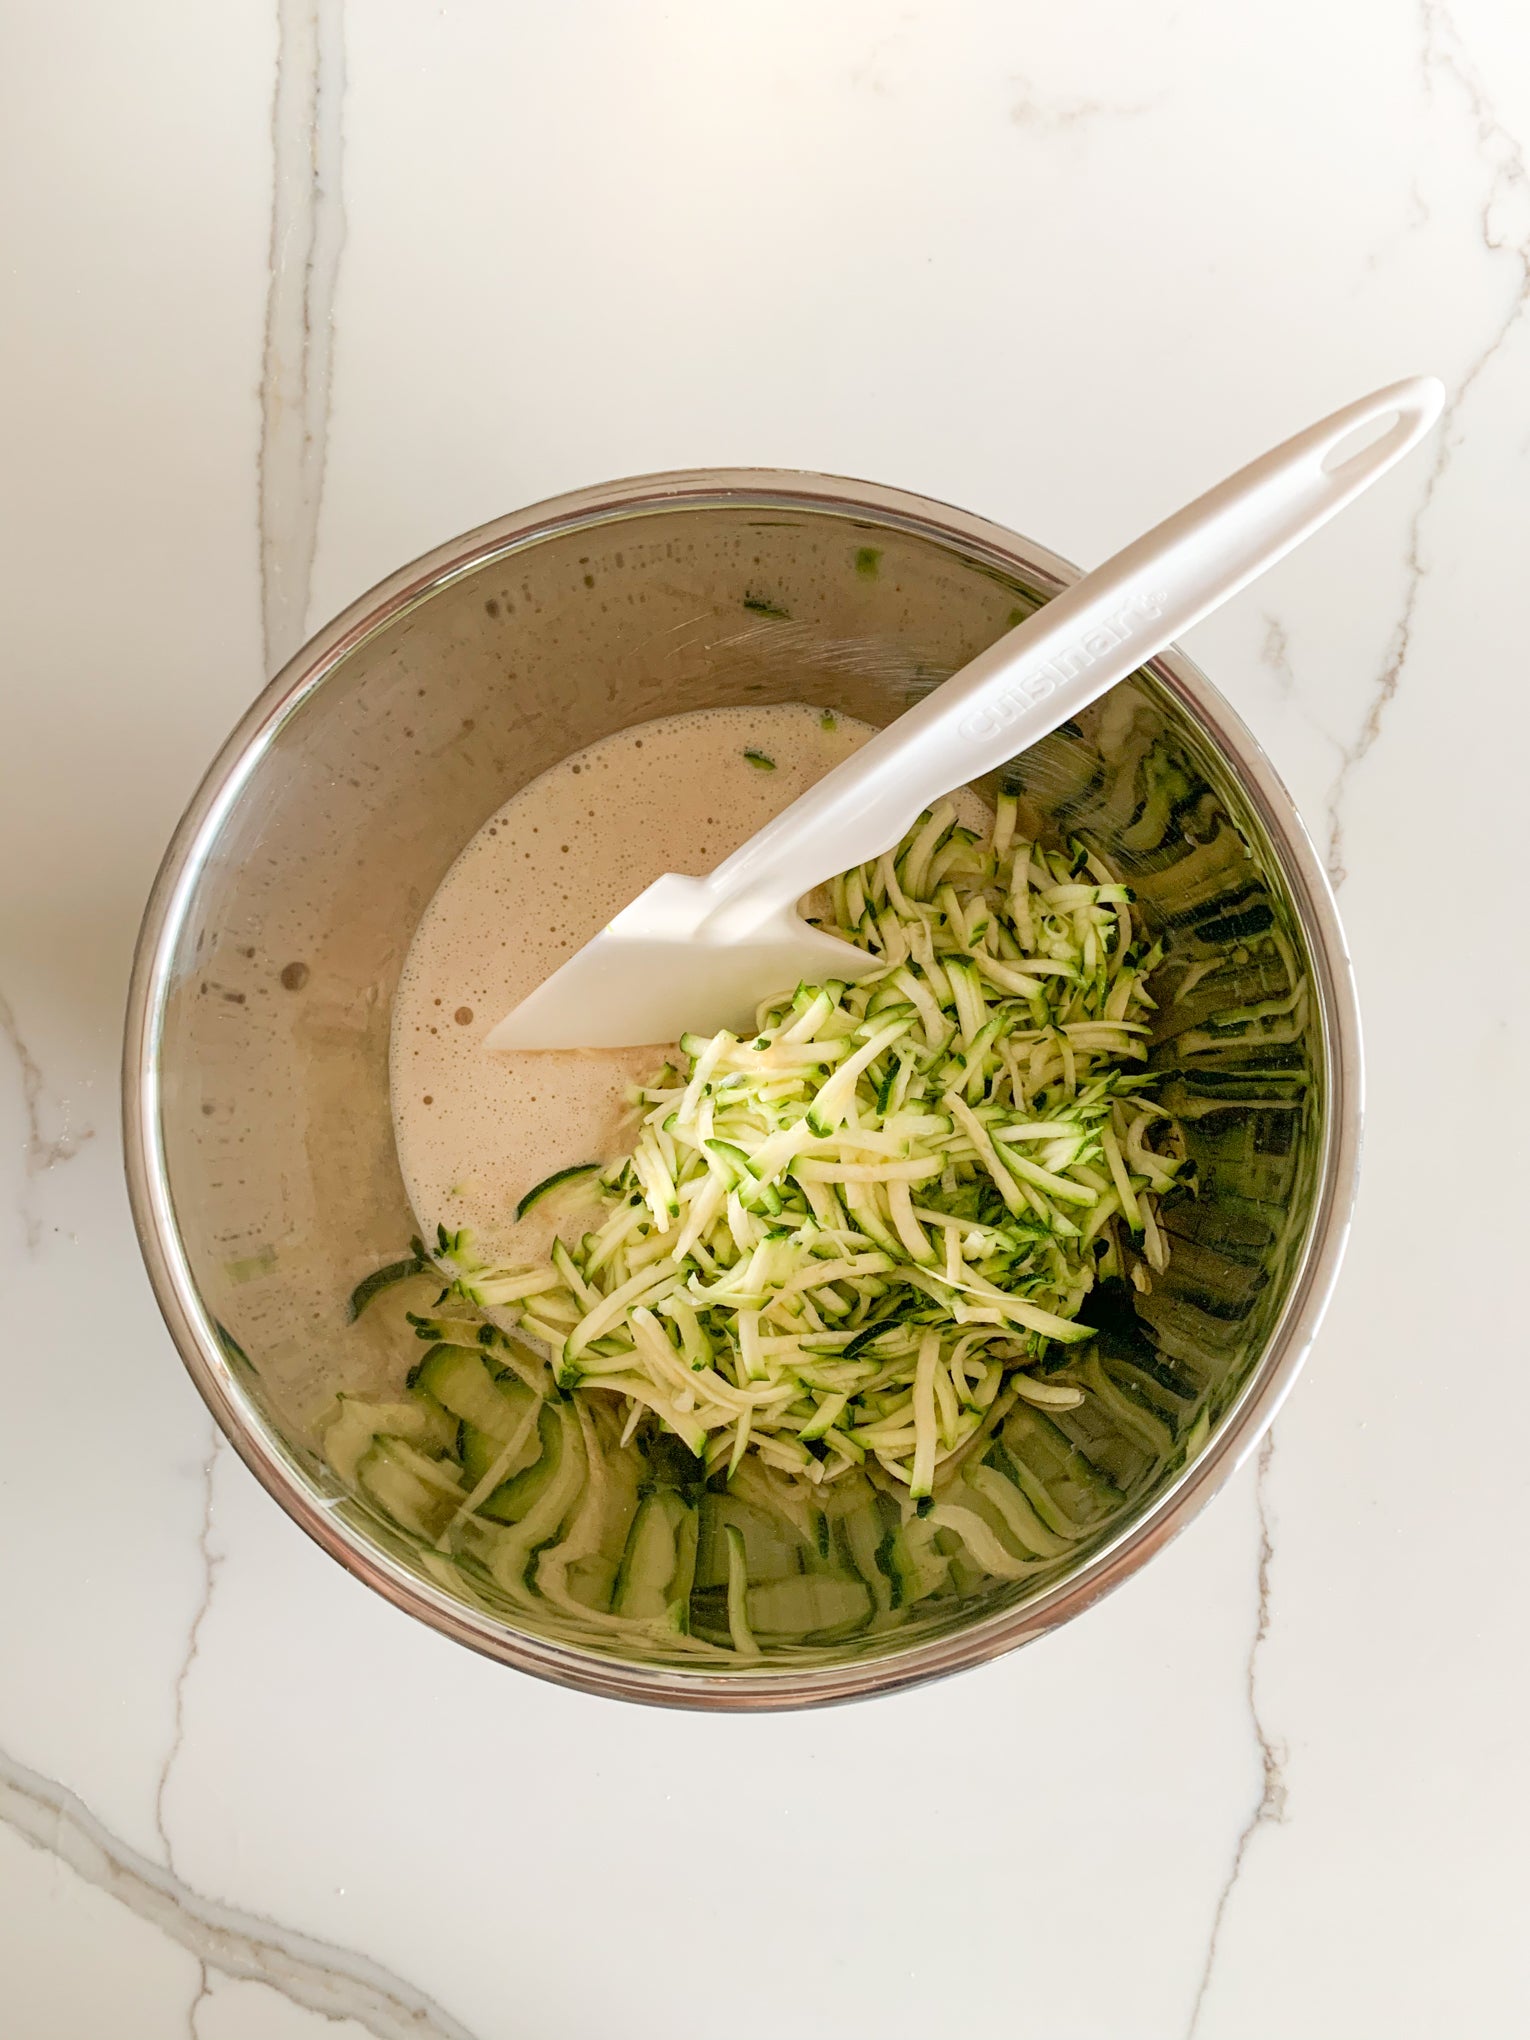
[699,376,1442,933]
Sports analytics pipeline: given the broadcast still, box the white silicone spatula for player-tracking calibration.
[487,376,1443,1052]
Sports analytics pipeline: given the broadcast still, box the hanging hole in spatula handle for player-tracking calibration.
[1316,377,1444,483]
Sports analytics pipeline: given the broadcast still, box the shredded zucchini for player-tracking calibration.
[319,700,1315,1661]
[432,797,1188,1501]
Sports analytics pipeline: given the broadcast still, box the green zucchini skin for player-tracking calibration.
[323,779,1254,1652]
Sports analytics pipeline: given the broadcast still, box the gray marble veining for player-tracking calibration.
[0,986,93,1254]
[1186,1435,1288,2037]
[259,0,348,677]
[0,1744,475,2040]
[1326,0,1530,883]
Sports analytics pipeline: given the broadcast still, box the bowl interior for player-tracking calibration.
[143,485,1327,1696]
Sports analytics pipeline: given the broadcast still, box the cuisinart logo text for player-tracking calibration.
[960,587,1171,741]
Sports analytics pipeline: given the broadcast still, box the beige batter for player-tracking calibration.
[390,702,885,1267]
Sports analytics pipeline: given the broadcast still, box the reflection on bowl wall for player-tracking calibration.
[125,472,1360,1709]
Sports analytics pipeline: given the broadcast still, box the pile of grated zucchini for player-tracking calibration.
[429,788,1188,1505]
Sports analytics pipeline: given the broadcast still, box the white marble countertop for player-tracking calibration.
[4,4,1527,2034]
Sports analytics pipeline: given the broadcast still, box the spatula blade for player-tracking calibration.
[484,874,877,1051]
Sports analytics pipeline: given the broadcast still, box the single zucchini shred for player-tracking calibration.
[515,1161,601,1222]
[346,1238,430,1321]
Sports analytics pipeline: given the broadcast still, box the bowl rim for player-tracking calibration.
[123,466,1362,1710]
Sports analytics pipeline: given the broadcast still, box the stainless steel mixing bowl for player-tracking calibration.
[124,470,1360,1708]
